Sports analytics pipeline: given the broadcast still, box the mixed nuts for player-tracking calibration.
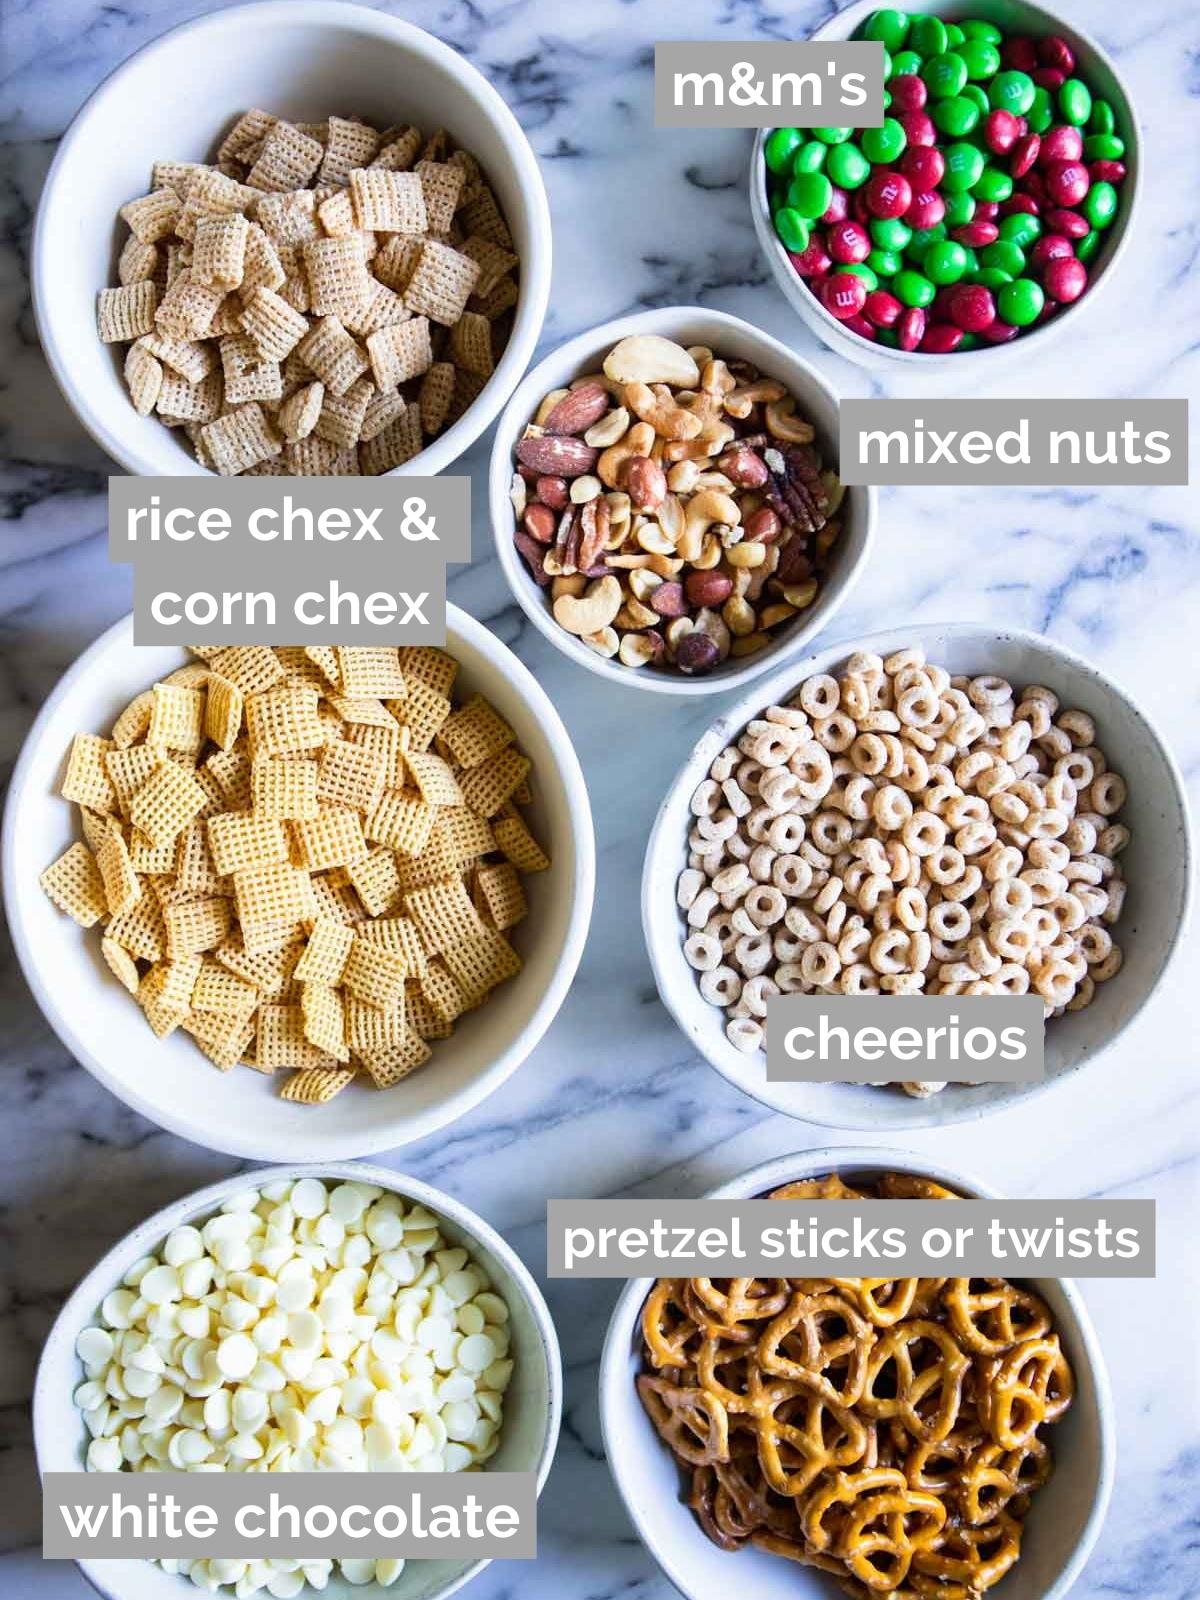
[508,334,843,675]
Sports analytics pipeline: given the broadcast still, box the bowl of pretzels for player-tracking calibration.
[599,1147,1115,1600]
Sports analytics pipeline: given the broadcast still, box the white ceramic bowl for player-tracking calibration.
[489,307,877,696]
[32,0,551,476]
[749,0,1140,372]
[600,1145,1115,1600]
[35,1160,562,1600]
[2,607,594,1160]
[642,621,1191,1129]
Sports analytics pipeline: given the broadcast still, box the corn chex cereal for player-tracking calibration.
[100,108,518,473]
[42,646,547,1107]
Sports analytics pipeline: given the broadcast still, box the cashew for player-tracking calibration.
[667,459,701,494]
[597,420,655,489]
[657,491,685,549]
[603,334,700,388]
[691,533,723,570]
[636,521,677,557]
[646,551,683,579]
[552,575,622,636]
[628,568,664,602]
[724,379,786,420]
[701,358,737,399]
[765,396,815,443]
[551,574,587,601]
[693,470,736,493]
[760,602,798,628]
[585,406,630,448]
[687,345,715,369]
[625,381,703,442]
[681,489,741,564]
[616,597,659,630]
[583,625,620,659]
[663,423,735,463]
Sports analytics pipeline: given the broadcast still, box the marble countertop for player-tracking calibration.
[1,0,1197,1596]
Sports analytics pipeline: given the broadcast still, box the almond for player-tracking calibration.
[515,432,599,476]
[541,381,611,436]
[514,529,551,586]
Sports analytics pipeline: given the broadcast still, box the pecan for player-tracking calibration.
[576,497,611,572]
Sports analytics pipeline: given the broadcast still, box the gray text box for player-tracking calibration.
[43,1472,535,1559]
[547,1199,1155,1278]
[766,994,1044,1083]
[654,42,884,127]
[840,399,1188,485]
[109,477,470,645]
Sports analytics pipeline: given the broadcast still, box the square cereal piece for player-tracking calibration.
[141,331,215,383]
[418,361,455,436]
[402,241,480,327]
[398,646,458,698]
[220,333,284,406]
[218,108,279,165]
[294,916,354,985]
[240,223,288,299]
[281,1066,356,1102]
[312,378,374,450]
[433,806,494,866]
[157,369,223,424]
[105,745,161,815]
[405,986,452,1040]
[358,1029,430,1087]
[372,235,423,295]
[476,860,528,930]
[118,234,159,287]
[129,761,208,847]
[415,160,465,234]
[255,188,320,246]
[297,317,369,397]
[154,271,223,340]
[95,827,142,917]
[291,807,369,872]
[460,746,531,817]
[239,286,309,362]
[318,740,387,813]
[192,959,258,1016]
[258,1003,338,1071]
[233,859,315,929]
[317,187,357,237]
[359,388,408,444]
[404,875,485,954]
[308,871,366,927]
[303,235,372,319]
[359,914,426,977]
[346,721,406,789]
[98,282,158,343]
[301,981,350,1061]
[106,892,167,960]
[405,751,463,808]
[359,406,423,475]
[349,168,427,234]
[370,127,422,172]
[458,184,513,249]
[278,380,325,443]
[120,189,181,244]
[123,342,163,417]
[448,310,494,377]
[319,116,381,185]
[443,927,521,1007]
[200,402,282,476]
[208,643,286,696]
[347,848,403,918]
[345,990,407,1056]
[281,436,355,475]
[420,957,466,1021]
[461,234,519,298]
[62,732,117,813]
[184,1007,256,1071]
[329,695,395,728]
[205,673,243,750]
[101,935,142,995]
[365,317,432,390]
[246,686,325,755]
[40,842,107,927]
[439,695,514,769]
[164,896,232,959]
[128,828,178,876]
[343,934,407,1010]
[337,647,407,698]
[216,931,304,995]
[206,747,253,810]
[247,121,325,192]
[345,281,410,341]
[174,818,225,896]
[365,789,436,856]
[192,213,250,290]
[207,810,289,876]
[148,682,206,753]
[138,964,189,1038]
[493,811,550,872]
[393,676,451,753]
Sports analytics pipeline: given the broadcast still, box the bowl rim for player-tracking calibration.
[1,606,596,1160]
[640,619,1194,1129]
[487,304,878,697]
[748,0,1141,370]
[598,1143,1116,1600]
[30,0,552,480]
[33,1158,564,1600]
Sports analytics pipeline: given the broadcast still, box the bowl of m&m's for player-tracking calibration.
[750,1,1138,365]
